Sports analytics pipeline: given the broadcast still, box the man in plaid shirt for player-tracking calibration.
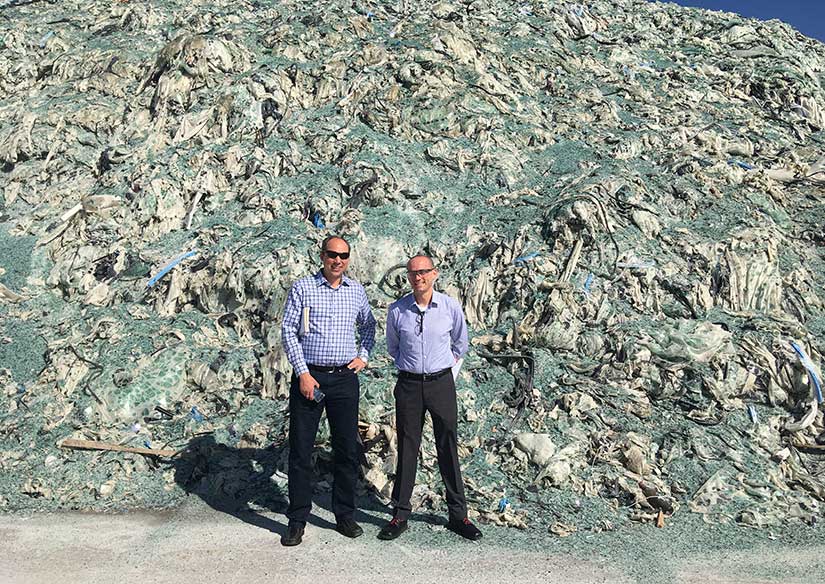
[279,235,376,546]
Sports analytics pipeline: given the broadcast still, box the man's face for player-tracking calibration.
[407,256,438,296]
[321,238,350,280]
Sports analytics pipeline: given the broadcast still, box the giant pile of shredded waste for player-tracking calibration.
[1,0,824,534]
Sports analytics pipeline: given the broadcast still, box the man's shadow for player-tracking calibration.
[305,432,446,530]
[169,434,290,535]
[169,433,399,535]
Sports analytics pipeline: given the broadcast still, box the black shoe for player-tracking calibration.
[447,517,482,541]
[377,517,408,540]
[335,517,364,538]
[281,522,304,546]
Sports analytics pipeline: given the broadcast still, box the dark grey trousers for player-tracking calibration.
[390,372,468,521]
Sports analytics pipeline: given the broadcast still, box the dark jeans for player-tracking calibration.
[287,369,360,524]
[391,373,468,522]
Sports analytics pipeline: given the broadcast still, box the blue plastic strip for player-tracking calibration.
[583,272,594,294]
[146,250,198,288]
[790,341,823,403]
[312,212,325,229]
[39,31,55,48]
[514,251,540,265]
[727,159,754,170]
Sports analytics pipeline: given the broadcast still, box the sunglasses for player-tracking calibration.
[407,267,436,278]
[324,250,350,260]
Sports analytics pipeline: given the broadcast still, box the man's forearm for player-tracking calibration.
[282,328,309,375]
[357,306,377,358]
[386,313,399,361]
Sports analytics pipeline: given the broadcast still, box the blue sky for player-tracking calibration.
[657,1,825,43]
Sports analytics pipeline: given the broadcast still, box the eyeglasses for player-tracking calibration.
[324,250,350,260]
[407,267,436,278]
[416,310,424,335]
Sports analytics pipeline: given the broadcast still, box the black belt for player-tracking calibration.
[308,363,350,374]
[398,368,451,382]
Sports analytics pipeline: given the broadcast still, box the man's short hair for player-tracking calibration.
[406,254,435,270]
[321,235,350,253]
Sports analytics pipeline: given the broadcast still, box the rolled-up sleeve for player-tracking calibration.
[450,299,469,360]
[281,284,308,376]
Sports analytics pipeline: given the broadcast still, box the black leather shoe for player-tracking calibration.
[281,522,305,546]
[377,517,408,540]
[335,517,364,538]
[447,517,482,541]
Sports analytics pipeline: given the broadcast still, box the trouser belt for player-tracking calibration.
[307,363,350,374]
[398,368,451,382]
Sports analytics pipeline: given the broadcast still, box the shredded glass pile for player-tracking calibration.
[0,0,824,531]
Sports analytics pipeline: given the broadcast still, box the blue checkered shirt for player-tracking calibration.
[281,271,376,376]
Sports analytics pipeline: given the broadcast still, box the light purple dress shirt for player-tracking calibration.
[386,290,469,374]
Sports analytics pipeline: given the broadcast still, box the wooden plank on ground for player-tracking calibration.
[59,438,178,457]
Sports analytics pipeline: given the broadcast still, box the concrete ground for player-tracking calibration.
[2,499,823,584]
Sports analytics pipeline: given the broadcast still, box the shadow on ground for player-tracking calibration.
[168,435,439,536]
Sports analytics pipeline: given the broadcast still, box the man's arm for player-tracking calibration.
[450,299,469,360]
[281,284,309,376]
[386,305,400,362]
[355,288,377,362]
[348,288,376,373]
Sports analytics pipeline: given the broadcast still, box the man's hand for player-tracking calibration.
[347,357,367,373]
[298,372,320,400]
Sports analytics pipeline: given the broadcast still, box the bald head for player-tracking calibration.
[406,254,434,271]
[321,235,350,253]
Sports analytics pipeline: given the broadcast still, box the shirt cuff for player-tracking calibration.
[294,362,309,376]
[358,348,370,362]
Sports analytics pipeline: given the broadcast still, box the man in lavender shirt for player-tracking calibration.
[377,254,482,541]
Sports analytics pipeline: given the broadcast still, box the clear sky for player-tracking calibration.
[658,1,825,44]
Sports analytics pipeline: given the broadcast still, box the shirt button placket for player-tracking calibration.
[420,308,426,374]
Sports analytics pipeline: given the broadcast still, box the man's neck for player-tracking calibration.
[322,269,343,288]
[413,289,433,306]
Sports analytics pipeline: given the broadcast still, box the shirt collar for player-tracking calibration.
[314,270,351,288]
[404,290,442,310]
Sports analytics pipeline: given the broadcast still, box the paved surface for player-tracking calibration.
[2,500,823,584]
